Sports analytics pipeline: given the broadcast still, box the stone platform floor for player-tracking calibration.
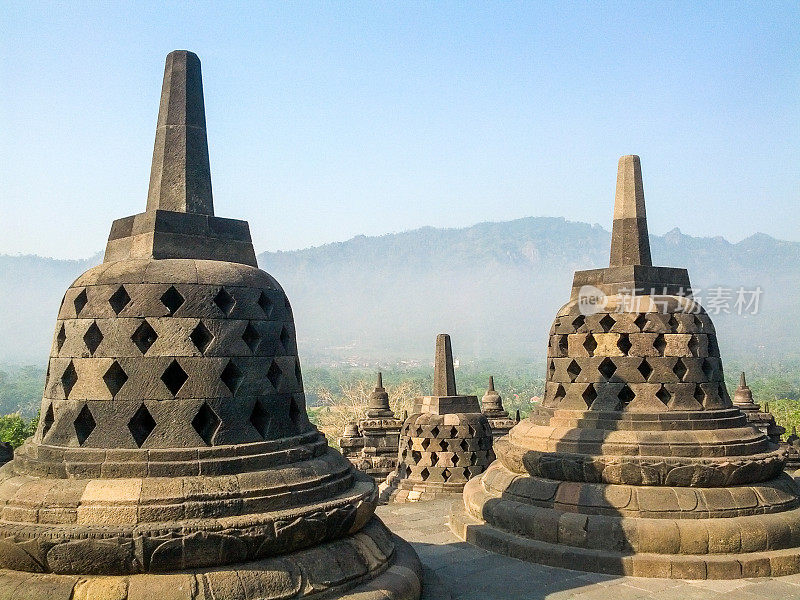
[375,498,800,600]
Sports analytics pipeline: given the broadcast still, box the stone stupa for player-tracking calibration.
[733,372,784,445]
[339,373,403,482]
[0,50,421,599]
[481,376,517,439]
[451,155,800,579]
[382,334,494,502]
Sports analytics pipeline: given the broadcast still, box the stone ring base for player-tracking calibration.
[0,519,422,600]
[450,505,800,580]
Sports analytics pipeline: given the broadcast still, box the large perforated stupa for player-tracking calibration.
[451,155,800,579]
[0,50,422,599]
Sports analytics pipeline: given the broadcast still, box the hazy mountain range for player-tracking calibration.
[3,217,799,366]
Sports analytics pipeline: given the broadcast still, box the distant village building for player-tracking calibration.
[339,372,403,482]
[480,376,517,438]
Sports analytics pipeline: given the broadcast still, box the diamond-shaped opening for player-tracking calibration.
[431,426,440,438]
[161,360,188,396]
[257,291,273,317]
[656,386,672,405]
[421,437,431,450]
[442,468,451,482]
[128,404,156,448]
[688,335,699,356]
[73,289,88,315]
[242,323,260,353]
[267,360,282,390]
[572,315,586,331]
[460,438,469,452]
[617,335,632,355]
[220,360,243,395]
[42,403,55,438]
[451,453,459,466]
[583,334,597,357]
[558,335,569,355]
[74,404,96,446]
[694,385,706,404]
[411,450,422,463]
[439,438,449,451]
[190,321,214,354]
[598,357,617,380]
[279,326,291,352]
[61,360,78,398]
[109,285,131,315]
[83,321,103,355]
[214,287,235,316]
[701,358,714,379]
[419,467,430,480]
[103,361,128,397]
[668,314,680,332]
[566,359,581,382]
[548,360,556,379]
[693,314,704,331]
[295,361,303,386]
[56,324,67,353]
[192,402,220,446]
[430,451,438,464]
[160,286,184,315]
[638,359,653,381]
[634,313,648,331]
[654,334,667,355]
[582,384,598,408]
[449,426,458,438]
[249,399,270,438]
[468,425,476,437]
[674,358,688,381]
[599,314,615,333]
[405,465,412,477]
[554,384,566,402]
[618,384,635,405]
[131,320,158,354]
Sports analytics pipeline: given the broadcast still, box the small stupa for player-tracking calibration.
[733,372,784,444]
[339,373,403,482]
[451,155,800,579]
[382,334,494,502]
[481,376,516,438]
[0,50,421,599]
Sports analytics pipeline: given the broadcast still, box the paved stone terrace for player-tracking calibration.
[375,498,800,600]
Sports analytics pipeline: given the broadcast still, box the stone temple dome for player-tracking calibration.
[452,155,800,579]
[383,334,494,503]
[0,50,422,599]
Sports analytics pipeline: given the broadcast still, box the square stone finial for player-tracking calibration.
[610,155,651,268]
[146,50,214,216]
[433,334,457,396]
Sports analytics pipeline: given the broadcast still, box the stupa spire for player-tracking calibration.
[609,155,651,267]
[433,333,457,396]
[146,50,214,215]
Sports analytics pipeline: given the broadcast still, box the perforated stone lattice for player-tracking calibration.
[544,310,730,412]
[42,281,308,448]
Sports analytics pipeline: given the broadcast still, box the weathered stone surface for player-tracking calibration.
[451,155,800,579]
[0,50,422,599]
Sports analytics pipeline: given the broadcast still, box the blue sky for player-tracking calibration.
[1,1,798,258]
